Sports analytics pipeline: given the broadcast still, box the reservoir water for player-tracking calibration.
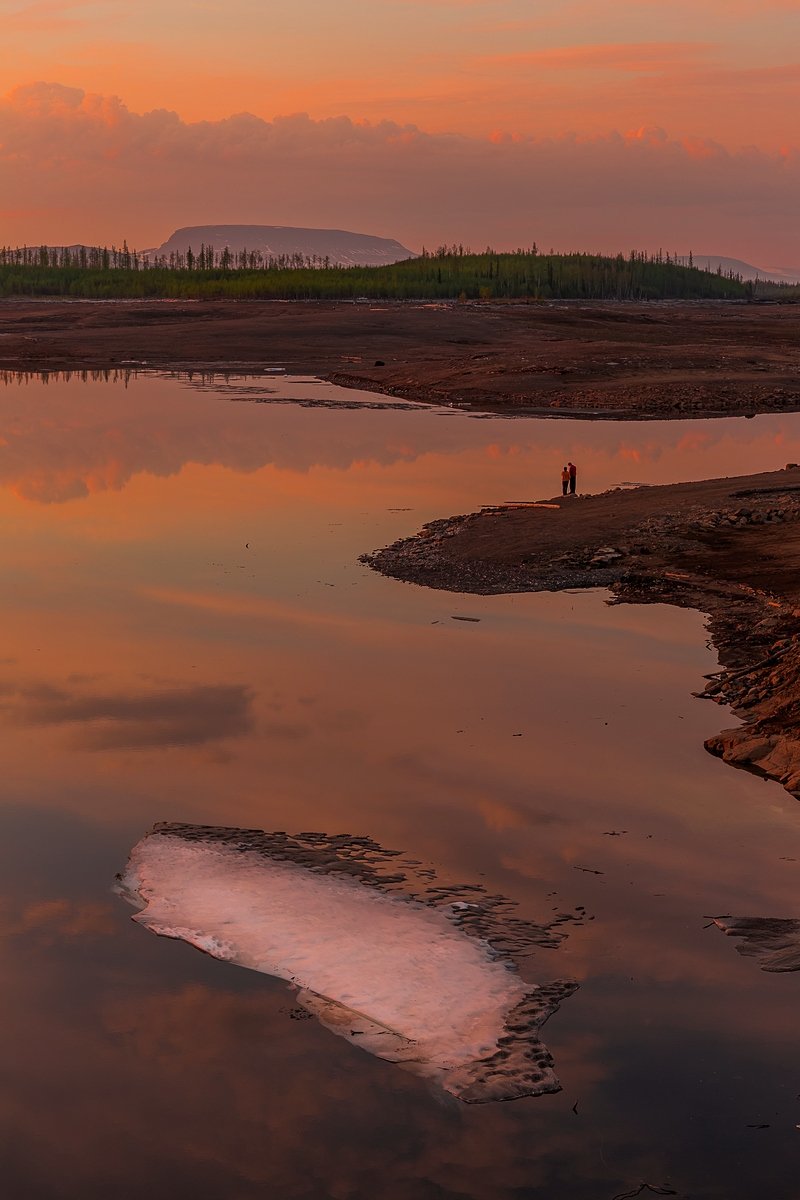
[1,371,799,1199]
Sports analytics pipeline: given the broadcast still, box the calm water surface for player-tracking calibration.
[1,372,799,1199]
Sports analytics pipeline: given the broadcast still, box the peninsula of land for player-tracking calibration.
[1,298,799,419]
[362,468,800,801]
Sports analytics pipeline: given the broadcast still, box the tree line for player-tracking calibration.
[0,242,344,272]
[0,246,782,301]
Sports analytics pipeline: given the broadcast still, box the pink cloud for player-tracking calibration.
[585,0,800,12]
[0,82,797,264]
[2,0,92,32]
[481,41,714,71]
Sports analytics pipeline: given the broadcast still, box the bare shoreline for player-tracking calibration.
[362,469,800,801]
[2,297,800,420]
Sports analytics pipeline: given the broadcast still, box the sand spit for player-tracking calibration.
[362,467,800,801]
[116,824,580,1103]
[2,299,800,420]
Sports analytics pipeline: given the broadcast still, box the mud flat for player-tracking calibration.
[363,467,800,800]
[1,298,800,419]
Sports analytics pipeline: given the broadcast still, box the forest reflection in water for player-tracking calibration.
[0,371,798,1200]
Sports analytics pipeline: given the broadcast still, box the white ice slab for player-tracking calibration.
[117,828,575,1101]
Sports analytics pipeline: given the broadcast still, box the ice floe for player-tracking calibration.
[115,823,577,1102]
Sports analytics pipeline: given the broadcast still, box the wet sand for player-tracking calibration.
[1,297,800,418]
[363,467,800,800]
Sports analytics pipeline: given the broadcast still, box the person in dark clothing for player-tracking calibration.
[561,465,570,496]
[568,461,577,494]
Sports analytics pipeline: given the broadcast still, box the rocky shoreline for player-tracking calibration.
[362,469,800,800]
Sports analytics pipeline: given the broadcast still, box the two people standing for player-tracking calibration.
[561,462,577,496]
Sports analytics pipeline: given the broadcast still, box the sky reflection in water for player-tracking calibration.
[0,373,799,1200]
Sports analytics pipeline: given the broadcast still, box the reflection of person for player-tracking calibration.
[568,461,577,495]
[561,465,569,496]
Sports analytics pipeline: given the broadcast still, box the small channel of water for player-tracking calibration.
[0,371,798,1200]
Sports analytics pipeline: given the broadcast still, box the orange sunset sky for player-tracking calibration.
[0,0,798,264]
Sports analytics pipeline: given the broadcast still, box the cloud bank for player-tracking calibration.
[0,82,798,262]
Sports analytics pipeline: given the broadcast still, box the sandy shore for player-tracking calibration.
[1,297,799,419]
[362,468,800,800]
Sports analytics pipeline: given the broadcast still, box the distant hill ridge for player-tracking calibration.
[152,225,416,267]
[686,255,800,286]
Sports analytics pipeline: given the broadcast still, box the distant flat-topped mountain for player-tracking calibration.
[689,256,800,285]
[152,225,416,267]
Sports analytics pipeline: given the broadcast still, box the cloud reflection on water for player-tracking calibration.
[1,372,800,509]
[0,374,797,1196]
[0,681,254,749]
